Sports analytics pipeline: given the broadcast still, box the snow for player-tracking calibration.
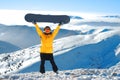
[0,10,120,79]
[1,69,120,80]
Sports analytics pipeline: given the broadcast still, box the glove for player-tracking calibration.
[59,21,64,26]
[32,20,36,24]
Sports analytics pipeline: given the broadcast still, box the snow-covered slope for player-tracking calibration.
[0,41,20,54]
[0,24,120,76]
[2,61,120,80]
[17,27,120,73]
[1,68,120,80]
[0,10,120,79]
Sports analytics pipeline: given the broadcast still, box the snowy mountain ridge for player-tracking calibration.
[0,24,80,53]
[0,25,120,76]
[103,15,120,19]
[0,10,120,79]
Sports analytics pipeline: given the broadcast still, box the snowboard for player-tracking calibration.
[25,13,70,24]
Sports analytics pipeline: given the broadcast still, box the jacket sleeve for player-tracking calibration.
[34,24,43,37]
[52,25,60,38]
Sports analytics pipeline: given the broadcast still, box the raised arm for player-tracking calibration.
[32,21,43,37]
[52,22,64,38]
[52,25,60,38]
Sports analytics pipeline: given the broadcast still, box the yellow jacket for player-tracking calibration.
[35,24,60,54]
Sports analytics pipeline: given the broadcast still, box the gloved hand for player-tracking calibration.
[32,20,36,24]
[58,21,64,26]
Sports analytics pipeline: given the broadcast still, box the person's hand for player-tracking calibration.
[32,20,36,24]
[58,21,64,26]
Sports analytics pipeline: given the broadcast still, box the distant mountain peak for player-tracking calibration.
[102,15,120,19]
[69,16,83,19]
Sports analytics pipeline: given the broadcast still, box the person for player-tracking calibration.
[32,21,63,74]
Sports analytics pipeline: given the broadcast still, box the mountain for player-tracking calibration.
[69,16,83,19]
[0,23,120,76]
[0,24,39,49]
[18,34,120,73]
[76,21,120,27]
[102,15,120,19]
[0,24,78,53]
[0,10,120,79]
[0,41,20,54]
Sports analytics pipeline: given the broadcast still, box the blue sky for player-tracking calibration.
[0,0,120,14]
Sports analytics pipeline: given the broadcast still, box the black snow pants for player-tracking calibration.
[40,53,58,73]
